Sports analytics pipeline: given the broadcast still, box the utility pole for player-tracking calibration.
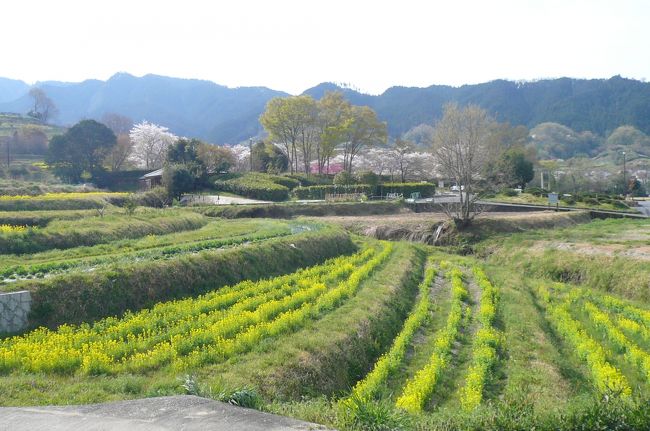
[622,151,627,196]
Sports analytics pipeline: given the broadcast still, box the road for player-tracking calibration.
[0,396,330,431]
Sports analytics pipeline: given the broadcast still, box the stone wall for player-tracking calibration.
[0,290,31,333]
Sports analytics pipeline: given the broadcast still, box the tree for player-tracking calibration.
[27,88,58,123]
[101,113,134,171]
[317,92,352,174]
[196,144,235,174]
[394,138,416,182]
[342,106,387,173]
[163,164,195,200]
[129,121,177,169]
[497,148,535,189]
[101,113,134,136]
[260,95,318,174]
[105,135,133,171]
[431,103,494,227]
[46,120,117,182]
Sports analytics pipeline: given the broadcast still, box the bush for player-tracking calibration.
[500,188,518,197]
[333,171,356,185]
[284,173,332,186]
[293,185,373,200]
[22,227,355,328]
[214,173,290,201]
[268,175,300,190]
[560,195,576,205]
[378,183,436,198]
[137,187,170,208]
[356,171,379,187]
[525,187,549,197]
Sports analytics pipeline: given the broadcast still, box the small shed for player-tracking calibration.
[139,168,164,190]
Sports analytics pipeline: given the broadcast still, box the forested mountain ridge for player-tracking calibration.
[1,74,649,144]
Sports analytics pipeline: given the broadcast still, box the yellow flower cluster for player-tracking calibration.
[350,257,438,402]
[537,285,631,398]
[585,302,650,383]
[0,243,391,376]
[459,267,503,411]
[395,264,469,413]
[0,224,28,233]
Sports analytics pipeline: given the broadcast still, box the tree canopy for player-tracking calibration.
[46,120,116,182]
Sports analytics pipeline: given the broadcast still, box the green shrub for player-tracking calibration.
[525,187,548,197]
[214,173,290,201]
[22,227,355,328]
[333,171,356,185]
[293,185,373,200]
[284,173,332,186]
[379,182,436,198]
[560,195,576,205]
[356,171,379,187]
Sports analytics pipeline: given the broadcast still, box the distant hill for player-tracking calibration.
[1,74,650,145]
[0,78,29,104]
[0,73,288,143]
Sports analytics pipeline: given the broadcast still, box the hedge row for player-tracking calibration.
[0,211,208,255]
[377,182,436,198]
[214,173,291,201]
[292,182,436,199]
[293,184,373,200]
[193,200,405,219]
[21,227,355,328]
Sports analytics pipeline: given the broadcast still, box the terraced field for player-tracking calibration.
[2,200,650,430]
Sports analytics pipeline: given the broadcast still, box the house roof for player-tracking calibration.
[140,168,164,180]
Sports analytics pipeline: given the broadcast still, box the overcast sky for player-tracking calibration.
[2,0,648,95]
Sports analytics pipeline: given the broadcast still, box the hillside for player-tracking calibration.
[0,73,288,144]
[1,74,650,144]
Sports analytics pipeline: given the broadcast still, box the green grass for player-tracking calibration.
[485,193,635,212]
[0,209,209,254]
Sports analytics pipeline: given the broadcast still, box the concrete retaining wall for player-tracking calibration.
[0,290,31,334]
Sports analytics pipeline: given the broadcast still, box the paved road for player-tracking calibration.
[0,396,330,431]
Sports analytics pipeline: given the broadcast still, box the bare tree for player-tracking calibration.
[28,88,58,123]
[107,134,133,171]
[432,103,493,227]
[101,113,134,136]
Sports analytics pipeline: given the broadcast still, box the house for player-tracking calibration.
[139,168,163,190]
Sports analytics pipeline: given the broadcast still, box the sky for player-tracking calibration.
[1,0,649,95]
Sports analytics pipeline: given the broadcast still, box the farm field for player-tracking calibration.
[1,196,650,430]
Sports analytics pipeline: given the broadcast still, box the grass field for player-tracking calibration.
[1,194,650,430]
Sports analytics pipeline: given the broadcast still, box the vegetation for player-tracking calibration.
[0,210,207,254]
[214,173,293,201]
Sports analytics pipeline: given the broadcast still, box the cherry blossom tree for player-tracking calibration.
[129,121,177,169]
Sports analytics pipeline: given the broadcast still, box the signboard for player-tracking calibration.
[548,193,559,205]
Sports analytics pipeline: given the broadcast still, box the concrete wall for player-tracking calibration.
[0,290,31,334]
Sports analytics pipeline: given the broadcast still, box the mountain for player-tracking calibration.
[0,73,288,143]
[303,76,650,138]
[1,74,650,144]
[0,78,29,104]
